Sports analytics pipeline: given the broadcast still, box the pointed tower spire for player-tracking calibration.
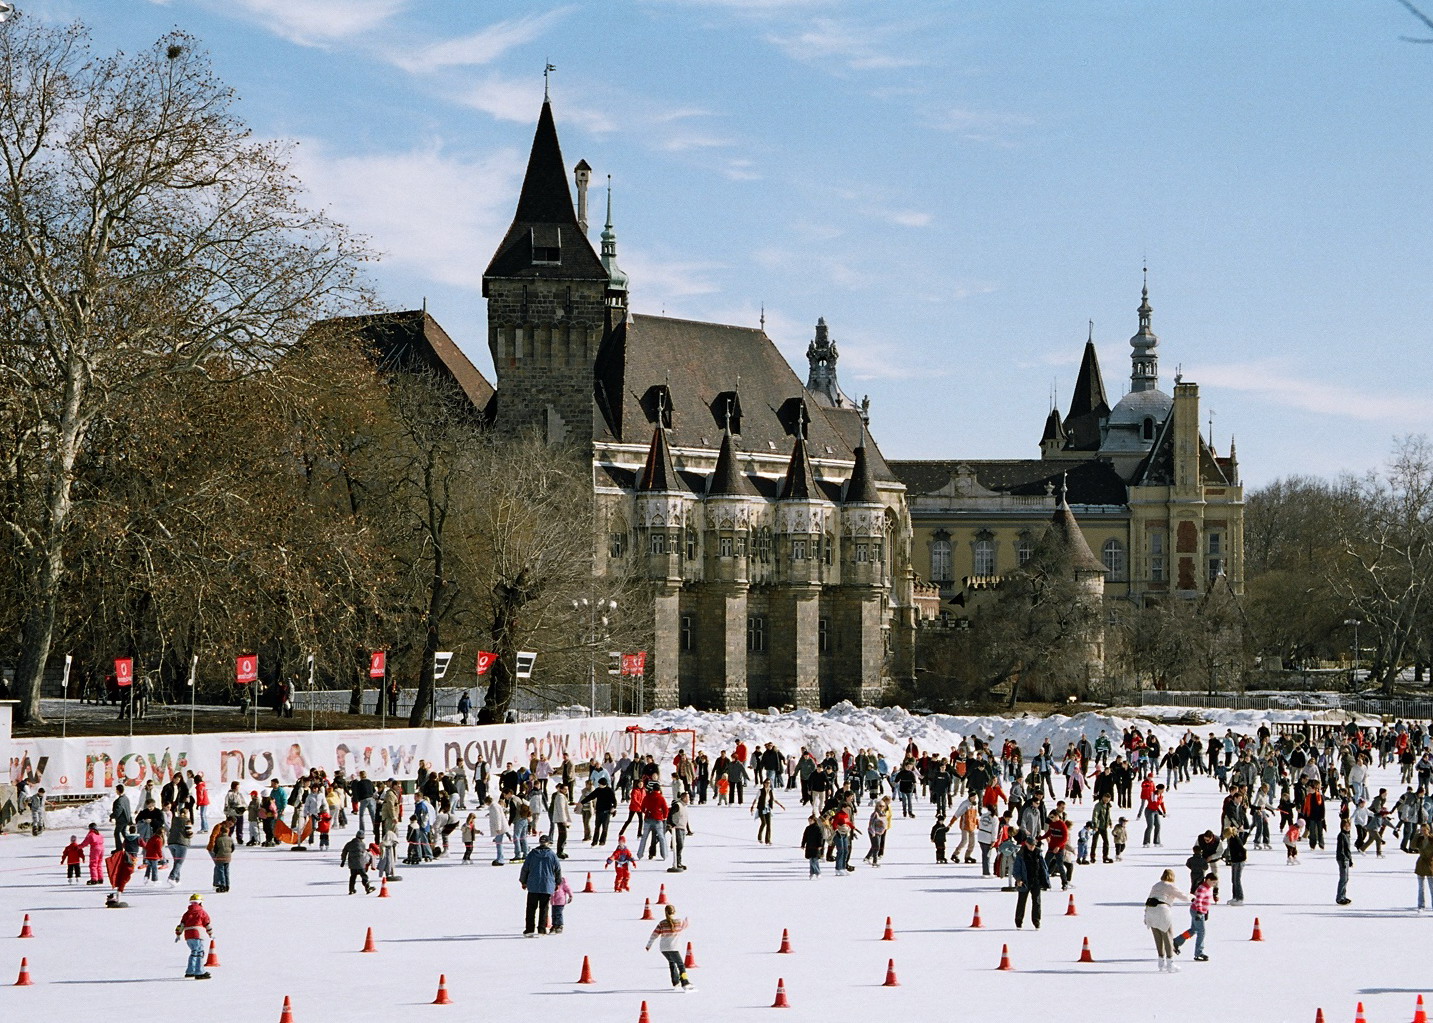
[600,176,629,296]
[844,433,882,505]
[637,423,678,493]
[482,100,607,288]
[1062,326,1109,451]
[708,422,754,497]
[1129,266,1160,393]
[779,435,819,501]
[805,317,857,409]
[1044,493,1107,575]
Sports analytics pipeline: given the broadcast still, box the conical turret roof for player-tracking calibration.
[637,424,679,493]
[779,435,820,501]
[844,441,881,505]
[708,427,755,497]
[1043,496,1107,574]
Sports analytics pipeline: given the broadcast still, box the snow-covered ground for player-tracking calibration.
[2,710,1426,1023]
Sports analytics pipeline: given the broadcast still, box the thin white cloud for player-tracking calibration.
[291,139,521,292]
[622,249,726,309]
[217,0,407,47]
[1191,360,1433,426]
[886,210,931,228]
[766,16,923,72]
[386,11,569,74]
[930,107,1035,145]
[459,74,617,134]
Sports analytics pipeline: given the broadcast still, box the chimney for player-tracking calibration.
[574,159,592,235]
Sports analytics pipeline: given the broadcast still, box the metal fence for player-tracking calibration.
[1131,690,1433,720]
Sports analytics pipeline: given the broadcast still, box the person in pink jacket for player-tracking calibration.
[79,823,107,885]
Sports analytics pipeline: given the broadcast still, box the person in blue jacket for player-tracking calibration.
[1012,830,1051,929]
[518,834,562,936]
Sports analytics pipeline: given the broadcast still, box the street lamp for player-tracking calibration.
[574,597,618,717]
[1343,618,1361,690]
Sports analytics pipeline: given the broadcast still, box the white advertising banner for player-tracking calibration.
[7,716,644,796]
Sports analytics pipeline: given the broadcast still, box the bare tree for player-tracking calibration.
[0,20,366,722]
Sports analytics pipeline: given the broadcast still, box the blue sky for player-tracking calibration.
[30,0,1433,484]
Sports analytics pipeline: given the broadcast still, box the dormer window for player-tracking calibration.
[1142,417,1155,441]
[530,226,562,265]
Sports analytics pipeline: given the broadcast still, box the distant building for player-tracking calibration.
[891,277,1244,619]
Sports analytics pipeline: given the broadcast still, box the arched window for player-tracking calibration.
[931,539,953,582]
[1142,417,1155,441]
[1102,538,1126,579]
[1016,533,1034,566]
[973,538,996,576]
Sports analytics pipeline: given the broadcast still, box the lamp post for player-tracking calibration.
[187,654,198,736]
[574,597,618,716]
[1343,618,1361,690]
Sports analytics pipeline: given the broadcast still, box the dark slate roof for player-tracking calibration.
[1129,414,1230,488]
[319,309,496,418]
[888,457,1128,506]
[482,101,607,291]
[779,436,820,500]
[1040,501,1108,574]
[1063,339,1110,451]
[708,428,757,497]
[594,313,896,481]
[844,443,881,505]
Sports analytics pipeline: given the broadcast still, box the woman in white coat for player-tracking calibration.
[486,797,512,866]
[1144,868,1191,972]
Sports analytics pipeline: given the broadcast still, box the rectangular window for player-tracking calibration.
[686,531,697,561]
[649,533,666,556]
[1150,532,1165,583]
[791,539,807,561]
[1208,558,1223,584]
[823,537,833,566]
[736,534,747,557]
[818,617,831,653]
[973,540,994,576]
[747,614,767,653]
[1208,533,1222,557]
[855,543,869,563]
[609,532,626,558]
[719,536,734,558]
[680,614,694,652]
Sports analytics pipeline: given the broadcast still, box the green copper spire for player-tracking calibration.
[601,176,629,293]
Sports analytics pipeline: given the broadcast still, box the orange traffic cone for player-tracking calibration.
[638,1001,652,1023]
[583,872,595,894]
[881,916,896,941]
[577,955,595,984]
[15,957,33,986]
[684,942,697,969]
[361,927,377,953]
[1315,1011,1325,1023]
[205,939,222,967]
[882,959,900,987]
[641,898,654,920]
[777,928,793,953]
[772,978,791,1008]
[996,944,1013,971]
[1356,1005,1367,1023]
[18,915,34,939]
[1066,894,1078,916]
[971,905,983,928]
[1413,994,1428,1023]
[1250,917,1264,941]
[657,884,668,905]
[278,997,294,1023]
[432,974,453,1005]
[1078,937,1094,963]
[377,878,390,899]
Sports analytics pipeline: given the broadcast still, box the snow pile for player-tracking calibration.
[640,701,1378,760]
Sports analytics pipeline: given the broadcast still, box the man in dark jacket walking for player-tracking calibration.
[580,778,617,846]
[519,834,562,935]
[1335,817,1354,905]
[342,831,375,894]
[1012,832,1050,929]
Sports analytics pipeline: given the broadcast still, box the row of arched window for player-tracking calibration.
[927,535,1128,582]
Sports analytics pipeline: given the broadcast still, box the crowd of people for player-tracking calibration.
[21,717,1433,983]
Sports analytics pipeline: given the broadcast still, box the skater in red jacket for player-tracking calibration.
[605,835,637,891]
[175,894,214,979]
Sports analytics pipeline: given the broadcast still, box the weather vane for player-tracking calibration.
[544,62,556,100]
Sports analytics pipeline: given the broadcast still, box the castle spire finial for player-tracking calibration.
[1129,266,1159,393]
[544,62,555,101]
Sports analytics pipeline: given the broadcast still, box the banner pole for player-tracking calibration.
[61,653,72,740]
[188,654,198,737]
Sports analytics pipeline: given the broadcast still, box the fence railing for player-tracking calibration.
[1130,690,1433,721]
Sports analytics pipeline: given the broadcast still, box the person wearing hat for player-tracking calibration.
[176,894,213,979]
[341,830,375,894]
[518,834,562,936]
[79,822,107,885]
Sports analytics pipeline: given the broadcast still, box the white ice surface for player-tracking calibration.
[1,710,1425,1023]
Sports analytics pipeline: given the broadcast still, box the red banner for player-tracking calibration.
[621,652,647,676]
[369,651,386,678]
[114,658,134,688]
[236,654,258,685]
[475,651,498,676]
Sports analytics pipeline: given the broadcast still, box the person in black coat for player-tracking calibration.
[801,814,825,877]
[579,778,617,846]
[1012,832,1051,929]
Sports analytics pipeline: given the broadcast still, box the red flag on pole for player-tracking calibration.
[621,652,647,676]
[369,651,386,678]
[475,651,497,676]
[114,658,134,688]
[235,654,258,685]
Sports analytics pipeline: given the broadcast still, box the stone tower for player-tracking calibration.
[483,101,610,444]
